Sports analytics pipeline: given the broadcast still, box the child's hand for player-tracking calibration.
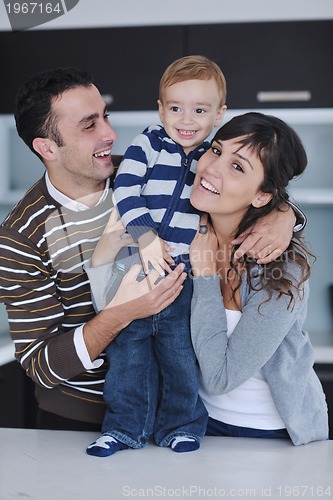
[92,208,133,267]
[138,231,175,276]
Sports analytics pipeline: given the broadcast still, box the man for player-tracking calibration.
[0,67,300,431]
[0,67,187,430]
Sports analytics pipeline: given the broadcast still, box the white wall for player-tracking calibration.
[1,0,333,31]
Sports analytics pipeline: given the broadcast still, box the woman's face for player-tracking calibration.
[190,136,272,218]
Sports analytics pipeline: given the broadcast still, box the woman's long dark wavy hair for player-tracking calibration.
[212,112,313,310]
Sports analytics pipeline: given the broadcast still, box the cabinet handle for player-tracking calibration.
[257,91,311,103]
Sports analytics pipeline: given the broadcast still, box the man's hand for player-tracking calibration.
[108,263,185,313]
[138,231,175,276]
[232,206,296,264]
[92,208,133,267]
[83,263,187,360]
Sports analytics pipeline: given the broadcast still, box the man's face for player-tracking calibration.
[49,84,117,199]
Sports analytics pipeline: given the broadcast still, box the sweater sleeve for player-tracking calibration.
[84,260,123,312]
[0,227,88,389]
[113,132,159,241]
[191,271,309,395]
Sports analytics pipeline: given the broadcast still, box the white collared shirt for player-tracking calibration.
[45,172,110,212]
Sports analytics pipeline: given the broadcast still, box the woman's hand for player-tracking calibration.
[92,208,133,267]
[190,214,218,276]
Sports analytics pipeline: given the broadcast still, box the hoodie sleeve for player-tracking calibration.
[113,132,159,241]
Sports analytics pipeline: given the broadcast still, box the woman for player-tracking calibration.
[189,112,328,445]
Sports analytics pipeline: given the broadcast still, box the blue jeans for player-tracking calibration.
[206,417,290,440]
[102,276,208,448]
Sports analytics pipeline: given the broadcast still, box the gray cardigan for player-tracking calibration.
[191,266,329,445]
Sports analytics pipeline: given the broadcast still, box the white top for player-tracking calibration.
[199,309,285,430]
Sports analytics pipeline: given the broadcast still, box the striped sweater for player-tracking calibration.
[0,175,114,423]
[113,125,209,266]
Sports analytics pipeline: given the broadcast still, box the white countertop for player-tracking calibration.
[0,429,332,500]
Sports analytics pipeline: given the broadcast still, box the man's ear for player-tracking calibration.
[157,99,164,124]
[214,104,227,127]
[251,191,273,208]
[32,138,56,161]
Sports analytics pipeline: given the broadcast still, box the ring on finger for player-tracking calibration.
[199,225,208,235]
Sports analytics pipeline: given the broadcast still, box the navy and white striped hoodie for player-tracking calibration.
[113,125,210,268]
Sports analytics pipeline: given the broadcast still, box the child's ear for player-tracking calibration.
[214,105,227,127]
[251,191,273,208]
[157,99,164,124]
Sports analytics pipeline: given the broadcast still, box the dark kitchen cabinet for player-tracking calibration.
[314,363,333,439]
[0,20,332,113]
[0,25,184,113]
[0,358,331,437]
[0,361,37,428]
[186,20,333,109]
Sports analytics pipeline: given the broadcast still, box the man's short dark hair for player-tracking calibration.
[14,67,93,158]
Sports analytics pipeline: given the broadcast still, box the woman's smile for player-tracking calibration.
[200,177,221,195]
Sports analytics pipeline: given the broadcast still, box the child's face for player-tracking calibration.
[158,79,226,155]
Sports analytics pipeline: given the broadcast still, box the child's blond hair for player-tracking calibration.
[159,55,227,107]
